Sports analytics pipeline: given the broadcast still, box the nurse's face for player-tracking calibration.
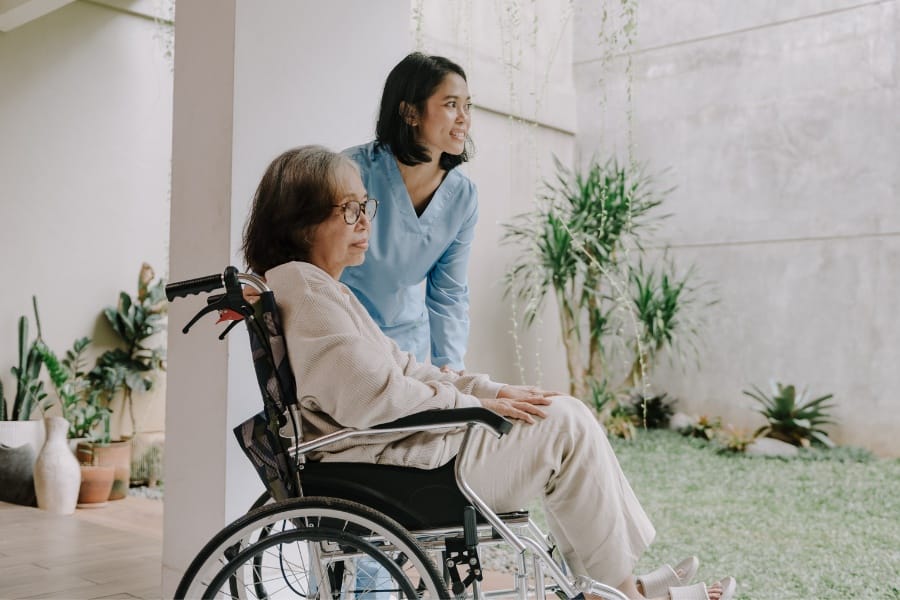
[414,73,471,160]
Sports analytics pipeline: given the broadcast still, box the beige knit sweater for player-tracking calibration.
[266,261,505,470]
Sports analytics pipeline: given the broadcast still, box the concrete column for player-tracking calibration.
[163,1,409,594]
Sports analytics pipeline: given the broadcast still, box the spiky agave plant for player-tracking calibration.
[744,382,835,448]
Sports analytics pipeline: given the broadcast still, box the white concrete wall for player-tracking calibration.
[574,0,899,455]
[0,0,172,436]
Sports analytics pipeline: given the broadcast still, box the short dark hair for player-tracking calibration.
[242,145,354,274]
[375,52,471,171]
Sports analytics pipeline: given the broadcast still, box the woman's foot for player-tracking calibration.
[664,577,737,600]
[635,557,699,597]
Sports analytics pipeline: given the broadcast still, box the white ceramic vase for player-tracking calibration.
[33,416,81,514]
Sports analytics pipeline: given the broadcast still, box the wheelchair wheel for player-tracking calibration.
[176,496,448,599]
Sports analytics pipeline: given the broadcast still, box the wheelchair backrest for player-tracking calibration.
[233,288,303,501]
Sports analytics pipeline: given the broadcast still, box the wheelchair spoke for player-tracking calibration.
[178,497,448,599]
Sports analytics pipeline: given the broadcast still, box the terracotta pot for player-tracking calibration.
[68,436,89,455]
[76,439,132,500]
[77,465,115,507]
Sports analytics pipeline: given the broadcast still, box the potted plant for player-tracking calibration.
[35,336,116,505]
[89,263,167,487]
[0,298,47,445]
[0,298,47,507]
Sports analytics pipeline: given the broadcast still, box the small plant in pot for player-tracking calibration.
[35,337,116,506]
[89,263,166,487]
[0,299,48,509]
[6,297,47,422]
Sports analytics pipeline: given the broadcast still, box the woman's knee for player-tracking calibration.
[537,396,607,448]
[549,395,601,427]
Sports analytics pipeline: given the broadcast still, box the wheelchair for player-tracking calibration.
[166,266,629,600]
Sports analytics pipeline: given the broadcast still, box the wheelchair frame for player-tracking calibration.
[167,267,628,600]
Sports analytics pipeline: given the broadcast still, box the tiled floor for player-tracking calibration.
[0,497,523,599]
[0,498,162,599]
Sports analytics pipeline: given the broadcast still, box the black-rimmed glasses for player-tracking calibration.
[333,198,378,225]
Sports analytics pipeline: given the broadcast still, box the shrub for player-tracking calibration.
[679,415,721,440]
[744,382,835,448]
[629,392,675,429]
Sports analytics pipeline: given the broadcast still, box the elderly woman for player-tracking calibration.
[240,145,735,600]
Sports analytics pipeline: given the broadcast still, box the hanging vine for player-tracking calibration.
[411,0,426,51]
[152,0,175,72]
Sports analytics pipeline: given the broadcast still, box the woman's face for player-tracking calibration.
[414,72,471,160]
[307,164,371,279]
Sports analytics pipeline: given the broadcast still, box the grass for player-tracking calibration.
[603,430,900,599]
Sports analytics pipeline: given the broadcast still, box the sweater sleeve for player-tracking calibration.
[269,264,482,430]
[387,332,505,399]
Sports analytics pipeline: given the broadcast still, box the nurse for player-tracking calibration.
[342,52,475,372]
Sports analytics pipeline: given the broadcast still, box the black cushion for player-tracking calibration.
[0,443,38,506]
[300,459,473,530]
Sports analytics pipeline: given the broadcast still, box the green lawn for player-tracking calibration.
[606,430,900,599]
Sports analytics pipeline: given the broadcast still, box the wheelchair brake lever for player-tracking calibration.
[180,267,254,335]
[218,319,243,340]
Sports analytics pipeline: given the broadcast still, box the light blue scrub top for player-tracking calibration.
[341,142,477,371]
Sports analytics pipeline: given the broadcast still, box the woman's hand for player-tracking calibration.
[480,394,551,424]
[497,385,562,403]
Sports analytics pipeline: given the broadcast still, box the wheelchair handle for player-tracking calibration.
[166,268,272,301]
[165,272,224,301]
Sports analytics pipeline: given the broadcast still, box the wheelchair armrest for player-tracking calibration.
[371,407,512,437]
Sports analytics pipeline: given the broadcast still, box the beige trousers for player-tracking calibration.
[461,395,656,586]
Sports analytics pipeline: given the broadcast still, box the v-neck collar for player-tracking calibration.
[384,151,457,229]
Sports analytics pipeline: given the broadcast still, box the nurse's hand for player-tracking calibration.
[440,365,464,376]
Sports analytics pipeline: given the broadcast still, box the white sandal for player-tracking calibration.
[668,577,737,600]
[636,556,699,598]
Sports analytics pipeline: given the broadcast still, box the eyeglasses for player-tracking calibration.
[332,198,378,225]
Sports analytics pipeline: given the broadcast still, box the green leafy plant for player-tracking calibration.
[35,337,110,443]
[89,263,167,436]
[502,156,660,397]
[679,414,721,441]
[587,377,616,414]
[132,444,164,487]
[744,382,835,448]
[716,424,758,453]
[623,259,715,389]
[629,392,676,429]
[604,411,637,440]
[502,156,714,402]
[7,296,47,420]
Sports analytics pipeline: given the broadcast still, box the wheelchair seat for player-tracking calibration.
[300,458,528,531]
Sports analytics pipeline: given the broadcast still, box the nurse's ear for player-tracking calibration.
[399,101,419,127]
